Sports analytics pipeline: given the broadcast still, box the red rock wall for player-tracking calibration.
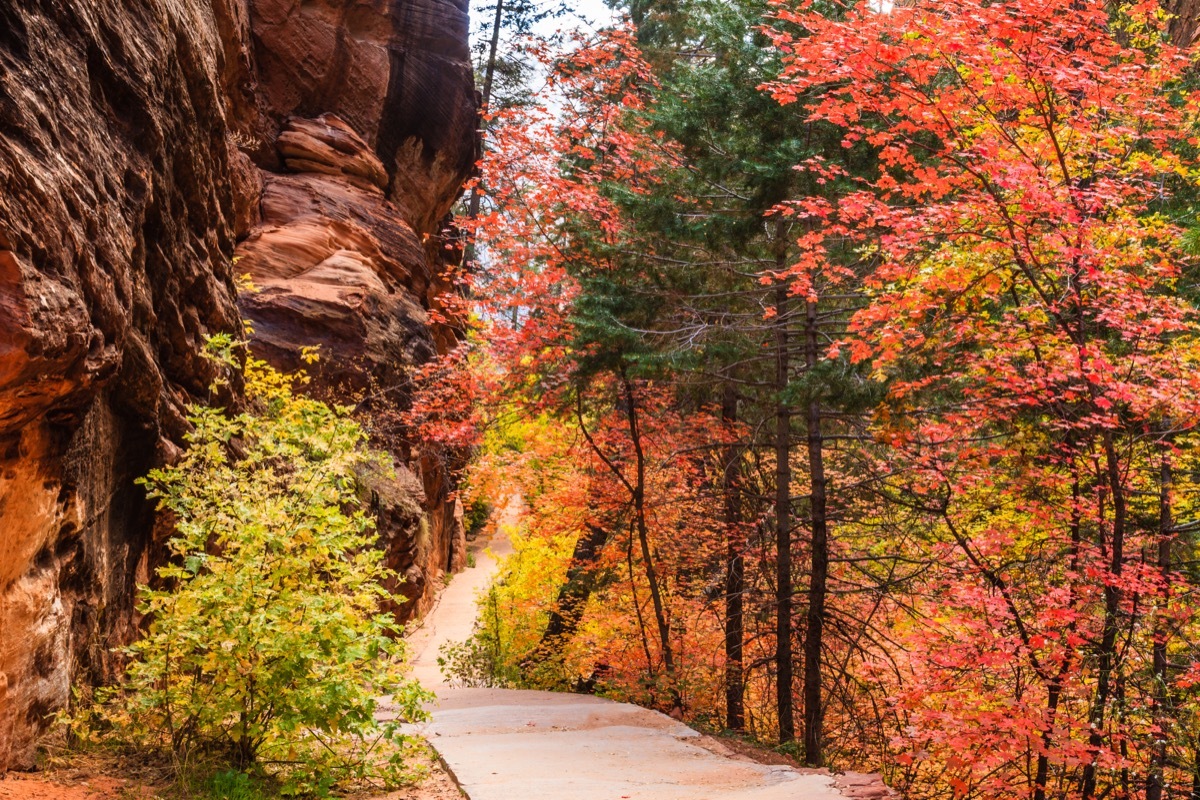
[234,0,477,622]
[0,0,476,770]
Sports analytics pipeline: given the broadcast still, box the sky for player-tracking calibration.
[540,0,617,34]
[467,0,619,113]
[469,0,618,52]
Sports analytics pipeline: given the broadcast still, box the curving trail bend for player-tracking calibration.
[400,496,871,800]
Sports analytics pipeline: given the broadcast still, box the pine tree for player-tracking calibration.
[566,0,879,758]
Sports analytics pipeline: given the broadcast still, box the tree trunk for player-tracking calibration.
[802,298,827,767]
[1165,0,1200,46]
[480,0,504,116]
[621,371,680,711]
[526,521,611,673]
[1035,473,1082,800]
[722,382,745,731]
[1192,745,1200,800]
[1147,447,1172,800]
[1082,432,1127,800]
[462,0,505,269]
[774,279,795,744]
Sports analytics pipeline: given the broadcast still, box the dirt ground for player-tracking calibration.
[361,764,463,800]
[0,774,137,800]
[0,763,463,800]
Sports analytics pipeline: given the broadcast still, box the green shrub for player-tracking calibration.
[198,769,269,800]
[437,586,523,689]
[77,345,431,795]
[463,496,493,538]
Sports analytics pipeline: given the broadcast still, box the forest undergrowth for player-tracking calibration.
[56,340,434,799]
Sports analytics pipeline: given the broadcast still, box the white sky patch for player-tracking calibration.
[469,0,618,53]
[542,0,618,35]
[468,0,620,120]
[463,1,617,290]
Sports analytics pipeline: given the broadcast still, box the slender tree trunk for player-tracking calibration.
[1035,680,1062,800]
[722,382,745,731]
[627,519,656,682]
[1147,447,1173,800]
[621,371,680,711]
[1192,746,1200,799]
[1082,432,1127,800]
[1035,474,1082,800]
[526,521,611,672]
[802,298,827,767]
[774,279,795,744]
[462,0,505,269]
[480,0,504,117]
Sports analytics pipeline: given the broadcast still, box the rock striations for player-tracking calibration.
[0,0,477,771]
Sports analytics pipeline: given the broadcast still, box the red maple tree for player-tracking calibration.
[767,1,1200,797]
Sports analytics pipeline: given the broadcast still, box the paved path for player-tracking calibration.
[405,499,514,689]
[401,496,854,800]
[420,688,845,800]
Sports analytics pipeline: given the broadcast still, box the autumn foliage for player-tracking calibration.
[767,0,1200,796]
[409,2,1200,798]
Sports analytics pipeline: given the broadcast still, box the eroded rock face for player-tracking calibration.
[248,0,477,233]
[236,115,437,391]
[0,0,476,770]
[278,115,390,192]
[0,0,253,770]
[235,117,473,628]
[235,0,478,630]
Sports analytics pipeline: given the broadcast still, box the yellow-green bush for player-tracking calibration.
[78,340,430,795]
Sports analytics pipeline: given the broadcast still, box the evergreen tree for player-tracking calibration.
[563,0,879,759]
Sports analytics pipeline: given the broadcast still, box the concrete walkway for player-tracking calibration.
[420,688,845,800]
[401,496,855,800]
[405,502,514,689]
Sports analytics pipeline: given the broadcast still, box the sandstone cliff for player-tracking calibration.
[0,0,476,770]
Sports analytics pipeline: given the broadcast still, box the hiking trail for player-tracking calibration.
[399,496,886,800]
